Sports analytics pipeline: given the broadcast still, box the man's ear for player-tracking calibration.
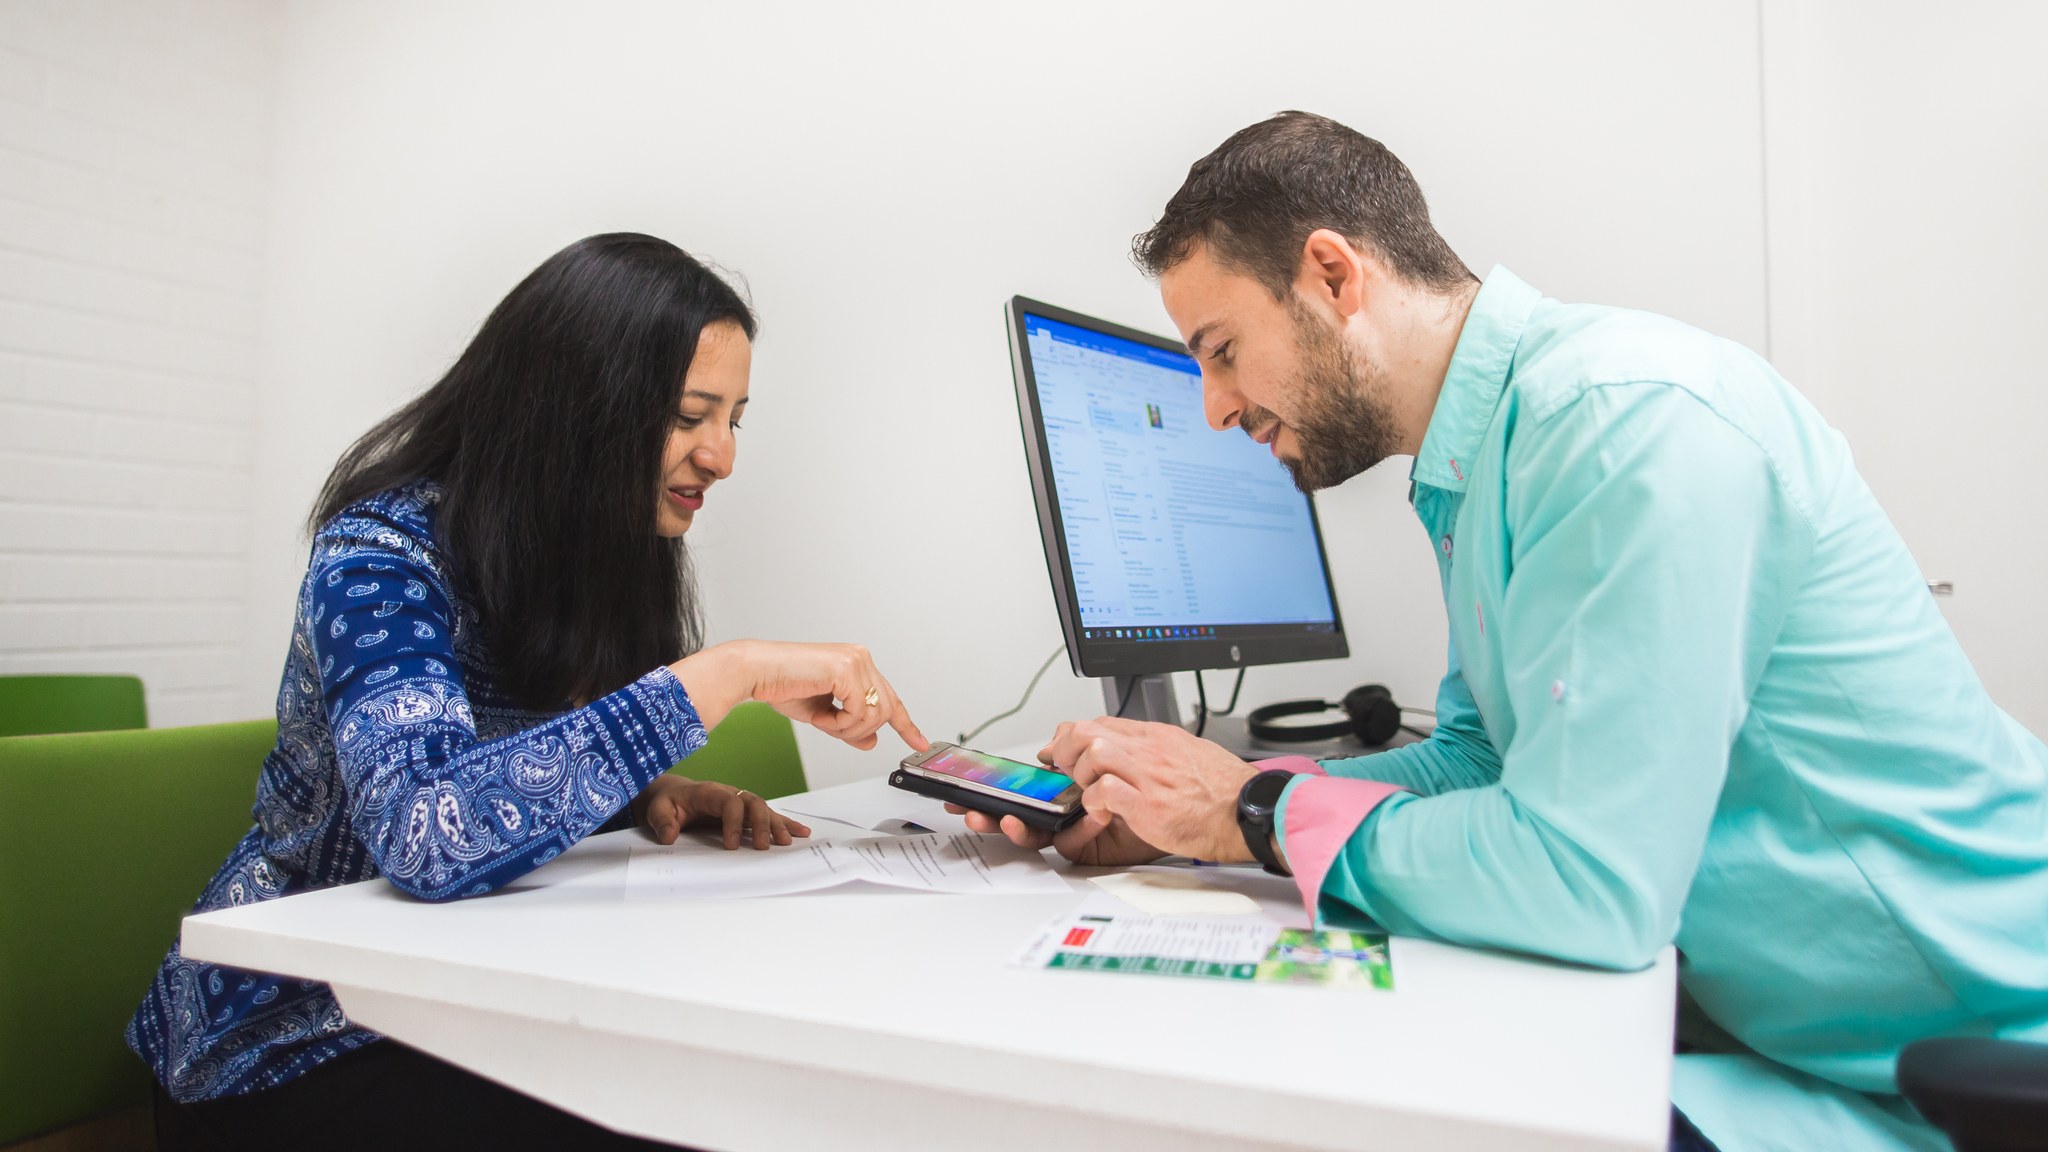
[1297,229,1370,319]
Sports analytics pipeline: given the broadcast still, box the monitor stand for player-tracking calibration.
[1100,675,1412,762]
[1102,673,1186,729]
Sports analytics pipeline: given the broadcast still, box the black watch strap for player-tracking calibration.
[1236,769,1296,876]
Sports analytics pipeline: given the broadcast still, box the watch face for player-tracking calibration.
[1243,769,1294,815]
[1238,770,1295,875]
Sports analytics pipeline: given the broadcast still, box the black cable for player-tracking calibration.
[1112,675,1138,718]
[1219,668,1246,714]
[1192,668,1244,739]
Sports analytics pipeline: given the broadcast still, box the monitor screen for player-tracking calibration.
[1009,297,1346,678]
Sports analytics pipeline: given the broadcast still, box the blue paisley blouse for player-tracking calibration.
[127,481,709,1102]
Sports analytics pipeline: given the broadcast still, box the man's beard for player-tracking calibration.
[1244,302,1403,493]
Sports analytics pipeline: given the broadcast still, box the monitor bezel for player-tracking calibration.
[1006,295,1350,679]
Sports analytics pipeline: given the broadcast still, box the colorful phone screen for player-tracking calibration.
[919,747,1075,803]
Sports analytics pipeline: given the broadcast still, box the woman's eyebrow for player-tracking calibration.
[679,391,746,410]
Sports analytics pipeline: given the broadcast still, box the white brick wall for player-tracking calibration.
[0,0,278,727]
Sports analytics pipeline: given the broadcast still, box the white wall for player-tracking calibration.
[1762,0,2048,732]
[242,0,1768,786]
[0,0,277,726]
[11,3,2030,783]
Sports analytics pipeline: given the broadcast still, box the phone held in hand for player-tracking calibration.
[890,743,1085,832]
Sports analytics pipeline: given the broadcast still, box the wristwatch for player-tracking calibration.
[1236,769,1296,876]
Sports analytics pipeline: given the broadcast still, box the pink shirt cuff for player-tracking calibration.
[1255,755,1326,776]
[1280,775,1406,925]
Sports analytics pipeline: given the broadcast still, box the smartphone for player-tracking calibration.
[890,742,1084,831]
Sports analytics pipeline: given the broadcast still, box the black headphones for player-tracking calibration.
[1246,684,1403,746]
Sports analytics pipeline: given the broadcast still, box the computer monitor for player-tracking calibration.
[1007,296,1347,730]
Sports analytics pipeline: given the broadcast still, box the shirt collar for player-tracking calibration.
[1410,265,1542,492]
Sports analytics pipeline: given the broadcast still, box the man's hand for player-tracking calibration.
[949,804,1167,867]
[1042,717,1260,862]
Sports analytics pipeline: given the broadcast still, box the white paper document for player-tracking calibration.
[626,831,1073,900]
[1088,870,1262,916]
[775,791,970,836]
[871,803,972,837]
[1080,863,1312,925]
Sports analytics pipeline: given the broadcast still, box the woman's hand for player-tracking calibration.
[632,774,811,850]
[670,640,928,753]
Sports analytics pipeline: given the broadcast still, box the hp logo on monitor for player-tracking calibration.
[1230,645,1241,663]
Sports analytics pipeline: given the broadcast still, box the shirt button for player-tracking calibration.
[1441,535,1453,556]
[1551,679,1568,703]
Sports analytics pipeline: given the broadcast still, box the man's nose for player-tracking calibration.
[1203,378,1243,432]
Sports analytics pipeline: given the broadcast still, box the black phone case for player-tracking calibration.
[888,768,1084,832]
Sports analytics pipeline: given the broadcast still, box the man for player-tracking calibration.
[966,112,2048,1152]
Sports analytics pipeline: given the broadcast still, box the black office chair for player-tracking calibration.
[1897,1037,2048,1152]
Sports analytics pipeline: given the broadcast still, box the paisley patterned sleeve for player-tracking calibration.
[308,516,708,901]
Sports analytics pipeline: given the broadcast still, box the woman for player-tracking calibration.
[131,233,926,1149]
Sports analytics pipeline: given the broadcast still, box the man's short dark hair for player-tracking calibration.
[1132,111,1474,296]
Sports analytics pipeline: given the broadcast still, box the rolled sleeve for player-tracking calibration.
[1275,774,1410,925]
[312,524,711,901]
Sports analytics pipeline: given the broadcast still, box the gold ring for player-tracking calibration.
[863,686,881,707]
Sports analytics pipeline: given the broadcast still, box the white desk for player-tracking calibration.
[180,777,1677,1152]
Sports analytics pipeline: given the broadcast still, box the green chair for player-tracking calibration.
[0,719,275,1146]
[0,675,148,738]
[665,700,807,799]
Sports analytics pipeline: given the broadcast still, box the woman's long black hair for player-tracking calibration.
[310,232,756,710]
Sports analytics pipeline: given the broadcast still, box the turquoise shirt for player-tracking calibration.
[1276,268,2048,1152]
